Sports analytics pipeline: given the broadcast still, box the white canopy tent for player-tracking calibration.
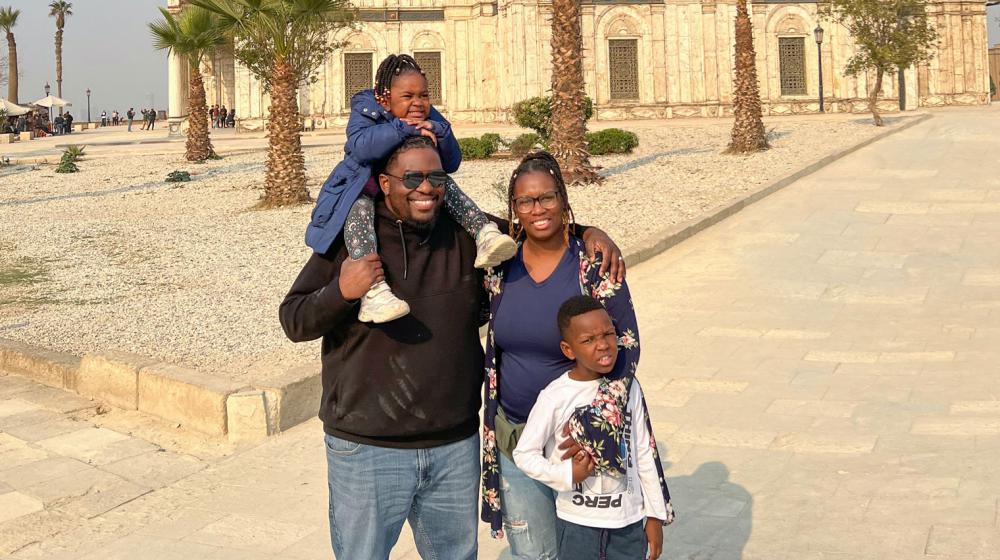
[0,98,31,116]
[31,95,73,109]
[31,95,72,109]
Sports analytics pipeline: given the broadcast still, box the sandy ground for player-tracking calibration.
[0,113,911,381]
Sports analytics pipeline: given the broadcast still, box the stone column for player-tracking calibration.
[168,50,189,137]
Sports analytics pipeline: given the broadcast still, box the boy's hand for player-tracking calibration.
[558,421,584,460]
[570,450,595,483]
[645,518,663,559]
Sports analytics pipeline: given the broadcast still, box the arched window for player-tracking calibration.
[778,37,806,96]
[608,39,639,100]
[344,52,373,106]
[414,52,443,105]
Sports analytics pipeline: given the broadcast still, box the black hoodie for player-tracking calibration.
[279,199,488,448]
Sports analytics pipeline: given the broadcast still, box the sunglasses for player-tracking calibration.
[382,170,450,189]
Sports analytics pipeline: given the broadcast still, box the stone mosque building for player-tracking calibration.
[165,0,990,132]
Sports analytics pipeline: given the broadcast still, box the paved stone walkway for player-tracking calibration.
[3,107,1000,559]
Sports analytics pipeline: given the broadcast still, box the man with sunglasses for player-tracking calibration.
[279,136,625,559]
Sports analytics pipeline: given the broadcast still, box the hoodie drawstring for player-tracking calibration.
[396,220,408,280]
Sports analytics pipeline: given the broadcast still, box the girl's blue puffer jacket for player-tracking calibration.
[305,89,462,254]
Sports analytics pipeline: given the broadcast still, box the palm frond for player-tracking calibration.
[0,7,21,31]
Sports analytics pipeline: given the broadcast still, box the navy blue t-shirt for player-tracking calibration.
[493,246,578,424]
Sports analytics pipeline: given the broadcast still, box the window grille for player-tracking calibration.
[608,39,639,101]
[414,52,443,105]
[779,37,807,95]
[344,52,373,106]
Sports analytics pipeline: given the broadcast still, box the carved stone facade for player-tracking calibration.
[166,0,990,128]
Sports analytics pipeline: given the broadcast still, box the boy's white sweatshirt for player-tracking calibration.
[513,373,668,529]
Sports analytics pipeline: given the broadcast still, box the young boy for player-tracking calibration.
[513,295,668,560]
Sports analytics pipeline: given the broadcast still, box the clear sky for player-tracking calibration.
[3,0,167,120]
[1,1,999,121]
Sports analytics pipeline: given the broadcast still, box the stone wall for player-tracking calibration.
[173,0,990,127]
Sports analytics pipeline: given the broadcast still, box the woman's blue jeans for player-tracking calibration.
[325,432,480,560]
[499,453,560,559]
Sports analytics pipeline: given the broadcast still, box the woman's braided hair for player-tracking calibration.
[506,151,575,242]
[374,54,425,105]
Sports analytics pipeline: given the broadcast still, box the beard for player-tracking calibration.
[404,209,440,234]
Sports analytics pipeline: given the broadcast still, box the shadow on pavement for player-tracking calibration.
[663,462,752,559]
[486,461,753,559]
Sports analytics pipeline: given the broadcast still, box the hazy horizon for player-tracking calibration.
[0,0,998,122]
[2,0,166,121]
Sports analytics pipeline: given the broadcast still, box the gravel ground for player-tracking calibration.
[0,114,910,381]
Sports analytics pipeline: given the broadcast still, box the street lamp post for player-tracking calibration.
[814,25,824,113]
[44,83,52,128]
[86,88,91,123]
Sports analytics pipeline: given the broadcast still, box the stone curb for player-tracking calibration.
[0,115,931,442]
[0,337,313,443]
[621,113,934,267]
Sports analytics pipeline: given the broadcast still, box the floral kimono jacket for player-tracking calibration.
[479,236,675,538]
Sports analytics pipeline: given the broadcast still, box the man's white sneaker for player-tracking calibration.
[357,281,410,323]
[474,222,518,269]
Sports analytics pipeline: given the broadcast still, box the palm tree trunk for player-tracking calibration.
[55,27,63,115]
[549,0,601,185]
[262,58,310,207]
[869,69,884,127]
[186,63,214,162]
[727,0,768,154]
[5,31,17,104]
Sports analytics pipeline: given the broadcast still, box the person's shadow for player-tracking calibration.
[662,462,753,559]
[488,461,752,559]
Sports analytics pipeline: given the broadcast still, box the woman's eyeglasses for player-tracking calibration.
[382,170,450,189]
[513,191,560,213]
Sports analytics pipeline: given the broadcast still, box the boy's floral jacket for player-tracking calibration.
[480,235,675,538]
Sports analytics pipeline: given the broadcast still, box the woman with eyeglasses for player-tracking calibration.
[479,152,674,558]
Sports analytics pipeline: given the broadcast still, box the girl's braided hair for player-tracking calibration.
[374,54,425,105]
[506,151,575,242]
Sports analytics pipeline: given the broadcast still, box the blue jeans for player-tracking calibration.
[325,433,479,560]
[499,453,559,559]
[556,519,646,560]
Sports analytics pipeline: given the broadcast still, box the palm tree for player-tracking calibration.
[49,1,73,115]
[548,0,601,185]
[191,0,354,208]
[0,7,19,104]
[149,6,225,162]
[727,0,768,153]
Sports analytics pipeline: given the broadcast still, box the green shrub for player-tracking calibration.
[480,133,503,153]
[511,96,594,139]
[458,137,495,160]
[63,145,86,162]
[509,133,544,157]
[54,161,78,173]
[585,128,639,155]
[166,170,192,182]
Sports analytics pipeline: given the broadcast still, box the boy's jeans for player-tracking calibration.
[325,432,479,560]
[556,518,647,560]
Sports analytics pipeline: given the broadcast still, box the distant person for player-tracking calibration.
[64,111,73,134]
[127,108,135,132]
[148,108,156,130]
[54,115,65,135]
[220,106,228,128]
[226,107,236,128]
[16,114,26,133]
[101,110,107,127]
[211,104,219,128]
